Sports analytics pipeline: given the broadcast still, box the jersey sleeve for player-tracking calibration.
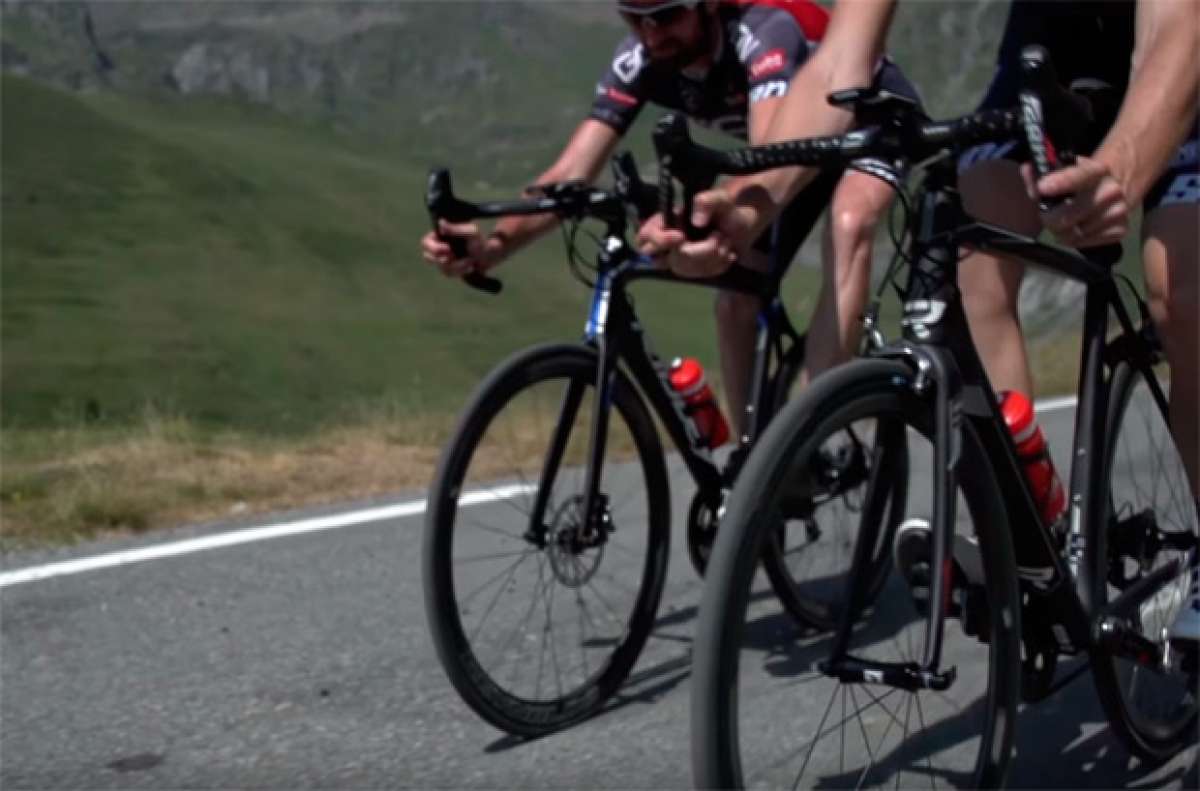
[588,35,647,134]
[736,5,814,104]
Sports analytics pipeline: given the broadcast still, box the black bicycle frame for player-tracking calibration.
[531,224,802,543]
[831,156,1177,682]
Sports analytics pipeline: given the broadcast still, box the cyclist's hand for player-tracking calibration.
[636,189,750,278]
[1024,156,1130,249]
[421,220,497,278]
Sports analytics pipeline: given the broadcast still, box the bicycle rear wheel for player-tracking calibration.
[423,343,671,737]
[693,359,1020,789]
[1089,359,1198,761]
[760,343,910,632]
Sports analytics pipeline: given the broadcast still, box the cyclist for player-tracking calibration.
[420,0,923,436]
[637,0,1200,640]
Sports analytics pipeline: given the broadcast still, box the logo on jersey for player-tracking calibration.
[604,86,639,107]
[749,49,786,80]
[749,80,787,102]
[734,23,762,61]
[613,45,646,84]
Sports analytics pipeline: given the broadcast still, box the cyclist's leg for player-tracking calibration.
[715,168,842,430]
[802,168,896,388]
[958,158,1041,397]
[714,252,768,435]
[1141,132,1200,497]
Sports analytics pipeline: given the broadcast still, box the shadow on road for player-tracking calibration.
[1009,663,1199,789]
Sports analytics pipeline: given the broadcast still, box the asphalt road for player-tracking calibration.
[2,402,1196,789]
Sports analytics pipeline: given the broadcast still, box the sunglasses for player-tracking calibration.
[619,4,693,29]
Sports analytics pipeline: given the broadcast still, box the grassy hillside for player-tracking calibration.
[2,74,825,545]
[2,73,758,436]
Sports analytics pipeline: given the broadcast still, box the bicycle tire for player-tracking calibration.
[423,342,671,737]
[693,358,1021,789]
[760,345,910,632]
[1089,358,1199,761]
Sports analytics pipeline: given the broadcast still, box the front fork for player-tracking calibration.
[822,183,965,688]
[821,340,963,690]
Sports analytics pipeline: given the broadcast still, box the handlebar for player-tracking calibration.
[652,45,1121,265]
[426,154,662,294]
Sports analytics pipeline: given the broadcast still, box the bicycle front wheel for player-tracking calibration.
[693,359,1021,789]
[1089,359,1198,761]
[423,343,671,737]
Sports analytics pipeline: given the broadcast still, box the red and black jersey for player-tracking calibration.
[589,0,829,140]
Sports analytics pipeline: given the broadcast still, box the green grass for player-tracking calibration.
[1,73,827,441]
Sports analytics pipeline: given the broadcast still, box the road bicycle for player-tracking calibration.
[421,154,908,736]
[660,47,1199,787]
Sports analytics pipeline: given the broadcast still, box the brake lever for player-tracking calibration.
[1017,48,1123,267]
[426,168,503,295]
[652,114,715,241]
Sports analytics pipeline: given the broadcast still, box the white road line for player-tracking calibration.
[1,394,1083,590]
[1035,394,1078,414]
[0,483,535,589]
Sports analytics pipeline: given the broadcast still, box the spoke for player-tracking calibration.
[848,685,878,787]
[507,555,550,694]
[455,548,537,565]
[458,514,528,543]
[460,551,535,617]
[793,680,842,790]
[860,682,910,735]
[841,686,847,774]
[914,691,936,790]
[575,585,591,681]
[590,566,645,602]
[546,561,566,701]
[585,575,632,629]
[896,693,915,791]
[604,537,649,561]
[465,479,537,521]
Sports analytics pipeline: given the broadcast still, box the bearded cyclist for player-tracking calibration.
[420,0,924,436]
[637,0,1200,640]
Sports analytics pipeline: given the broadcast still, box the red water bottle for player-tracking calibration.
[669,357,730,449]
[999,390,1066,528]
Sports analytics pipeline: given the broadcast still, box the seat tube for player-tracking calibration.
[738,307,775,448]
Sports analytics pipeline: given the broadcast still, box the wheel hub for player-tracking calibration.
[546,495,609,587]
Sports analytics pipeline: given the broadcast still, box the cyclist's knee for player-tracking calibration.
[1142,203,1199,341]
[828,175,890,251]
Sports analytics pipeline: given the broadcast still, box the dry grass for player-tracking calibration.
[0,408,456,550]
[0,398,644,550]
[0,335,1089,551]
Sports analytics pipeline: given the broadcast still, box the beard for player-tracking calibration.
[647,10,715,70]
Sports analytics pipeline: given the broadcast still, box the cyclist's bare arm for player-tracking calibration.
[487,120,622,260]
[725,0,897,241]
[422,120,621,275]
[1039,0,1198,242]
[639,0,896,261]
[639,92,792,276]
